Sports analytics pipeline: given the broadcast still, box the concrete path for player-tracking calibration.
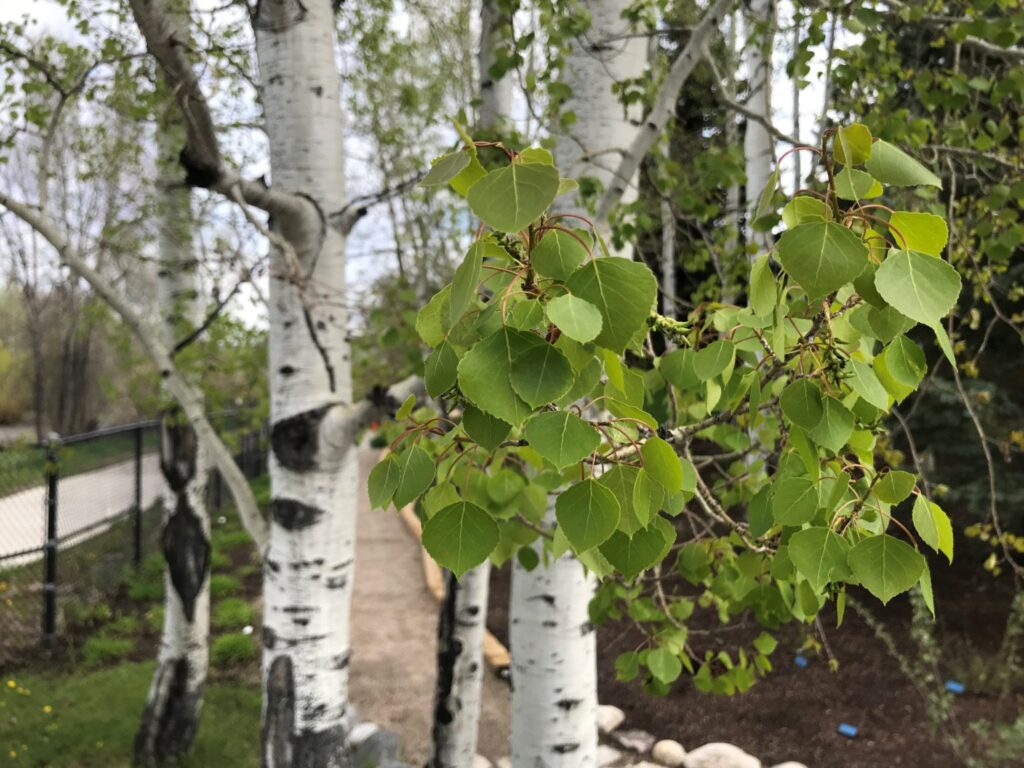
[0,454,162,563]
[350,447,511,764]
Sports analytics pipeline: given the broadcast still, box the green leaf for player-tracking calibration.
[753,166,781,223]
[777,222,869,300]
[875,470,916,504]
[882,336,927,388]
[843,358,891,410]
[509,342,574,408]
[449,156,487,197]
[788,526,853,592]
[781,196,831,228]
[780,379,825,430]
[546,294,603,343]
[368,455,401,510]
[420,151,470,187]
[646,647,682,684]
[424,341,458,398]
[450,244,483,326]
[847,534,926,604]
[599,526,666,580]
[641,436,683,494]
[693,340,735,382]
[396,394,417,420]
[564,258,657,351]
[524,411,601,470]
[772,477,820,526]
[393,445,435,508]
[835,167,883,201]
[462,404,511,452]
[660,349,700,391]
[912,495,954,563]
[532,229,588,280]
[555,479,620,553]
[932,323,956,366]
[416,286,450,347]
[875,250,961,326]
[888,212,949,256]
[834,123,872,165]
[865,140,942,188]
[487,469,526,504]
[919,565,935,618]
[749,254,776,317]
[421,502,499,578]
[807,397,854,453]
[458,328,544,425]
[467,161,560,232]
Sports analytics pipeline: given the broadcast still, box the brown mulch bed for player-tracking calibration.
[487,552,1023,768]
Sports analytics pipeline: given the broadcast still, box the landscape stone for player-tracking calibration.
[652,739,687,767]
[682,742,761,768]
[472,756,493,768]
[353,728,401,768]
[614,729,657,754]
[598,704,627,734]
[599,744,624,767]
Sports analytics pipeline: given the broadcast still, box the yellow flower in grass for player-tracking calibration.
[41,705,52,714]
[4,681,13,689]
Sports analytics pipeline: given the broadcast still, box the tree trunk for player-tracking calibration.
[427,6,515,761]
[135,30,211,760]
[254,2,357,765]
[554,0,646,239]
[742,0,775,253]
[477,0,513,135]
[427,568,491,768]
[509,515,598,768]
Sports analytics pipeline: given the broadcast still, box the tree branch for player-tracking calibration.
[0,191,271,552]
[596,0,735,222]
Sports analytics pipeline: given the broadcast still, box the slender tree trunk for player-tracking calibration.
[427,6,516,762]
[135,38,211,763]
[254,2,357,765]
[742,0,775,254]
[510,510,598,768]
[477,0,512,135]
[508,3,646,762]
[427,569,491,768]
[553,0,646,241]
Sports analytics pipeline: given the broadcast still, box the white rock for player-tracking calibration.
[599,744,624,767]
[770,764,808,768]
[614,729,656,754]
[495,758,511,768]
[652,739,687,767]
[349,722,380,747]
[627,762,664,768]
[682,743,761,768]
[473,756,493,768]
[598,704,627,734]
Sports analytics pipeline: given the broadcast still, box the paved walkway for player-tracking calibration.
[0,454,162,563]
[350,447,511,764]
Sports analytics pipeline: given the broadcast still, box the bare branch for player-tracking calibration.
[0,191,271,552]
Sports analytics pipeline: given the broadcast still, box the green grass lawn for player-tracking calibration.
[0,429,160,499]
[0,662,261,766]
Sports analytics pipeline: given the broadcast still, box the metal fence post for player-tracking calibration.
[133,424,143,567]
[42,433,61,646]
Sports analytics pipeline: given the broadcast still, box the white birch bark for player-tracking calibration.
[253,2,357,765]
[554,0,647,235]
[741,0,775,253]
[427,8,513,760]
[428,567,491,768]
[134,69,211,764]
[510,509,598,768]
[477,0,513,135]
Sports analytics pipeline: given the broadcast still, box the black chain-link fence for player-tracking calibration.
[0,417,266,667]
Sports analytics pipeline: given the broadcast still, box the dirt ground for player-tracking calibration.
[487,552,1023,768]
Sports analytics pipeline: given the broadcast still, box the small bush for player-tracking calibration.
[82,635,135,667]
[105,615,141,637]
[210,574,241,598]
[211,633,256,668]
[145,606,165,633]
[124,555,165,602]
[213,530,251,552]
[214,598,255,630]
[64,600,113,630]
[210,550,232,570]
